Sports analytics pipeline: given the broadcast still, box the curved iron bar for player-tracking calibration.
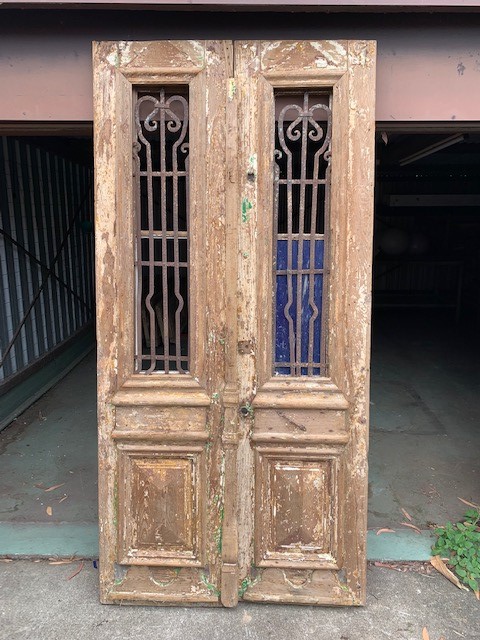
[134,91,189,373]
[274,93,332,375]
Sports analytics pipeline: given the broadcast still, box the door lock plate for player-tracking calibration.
[237,340,254,355]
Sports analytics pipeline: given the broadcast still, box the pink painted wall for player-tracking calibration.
[1,11,480,122]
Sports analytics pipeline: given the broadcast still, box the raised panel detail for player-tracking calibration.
[118,446,203,566]
[115,406,208,433]
[271,460,330,551]
[255,449,339,569]
[253,407,348,445]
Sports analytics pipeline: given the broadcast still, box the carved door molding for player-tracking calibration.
[93,39,376,607]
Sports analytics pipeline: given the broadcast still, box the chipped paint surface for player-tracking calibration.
[247,153,257,178]
[241,197,253,222]
[95,38,375,608]
[228,78,236,101]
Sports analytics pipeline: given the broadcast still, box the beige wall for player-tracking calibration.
[1,11,480,122]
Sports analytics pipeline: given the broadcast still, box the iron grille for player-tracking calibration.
[133,88,189,374]
[273,91,332,376]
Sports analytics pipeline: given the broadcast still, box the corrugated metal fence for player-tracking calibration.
[0,137,94,384]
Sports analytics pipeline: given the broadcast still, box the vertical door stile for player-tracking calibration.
[220,40,241,608]
[234,41,262,585]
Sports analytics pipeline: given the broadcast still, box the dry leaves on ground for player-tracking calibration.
[67,561,84,580]
[34,483,65,492]
[430,555,469,591]
[401,521,422,534]
[402,508,414,522]
[458,496,480,509]
[372,561,434,575]
[376,528,396,535]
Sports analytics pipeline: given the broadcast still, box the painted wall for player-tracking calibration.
[0,137,94,383]
[1,11,480,123]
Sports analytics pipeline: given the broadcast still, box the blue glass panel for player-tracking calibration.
[276,239,324,271]
[275,239,324,375]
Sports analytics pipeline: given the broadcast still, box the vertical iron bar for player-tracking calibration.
[184,153,190,373]
[159,89,170,373]
[284,127,295,376]
[295,92,309,376]
[319,94,333,376]
[145,94,157,373]
[172,111,182,373]
[307,146,320,376]
[272,162,280,375]
[133,89,143,372]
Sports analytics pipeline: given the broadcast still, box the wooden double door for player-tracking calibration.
[93,39,376,606]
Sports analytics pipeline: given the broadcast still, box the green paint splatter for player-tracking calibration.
[214,526,223,554]
[241,197,252,223]
[238,574,260,598]
[112,481,118,528]
[200,573,221,597]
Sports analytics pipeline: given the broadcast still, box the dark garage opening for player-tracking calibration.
[0,134,97,556]
[369,130,480,555]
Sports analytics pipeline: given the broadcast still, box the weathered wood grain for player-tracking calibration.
[94,38,376,607]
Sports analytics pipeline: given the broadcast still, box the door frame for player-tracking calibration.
[93,39,376,606]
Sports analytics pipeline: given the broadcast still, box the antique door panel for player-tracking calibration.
[94,38,376,608]
[234,41,376,605]
[93,41,232,604]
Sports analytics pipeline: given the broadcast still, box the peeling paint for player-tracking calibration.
[228,78,236,101]
[241,197,252,223]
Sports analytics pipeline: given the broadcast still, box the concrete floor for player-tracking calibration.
[0,351,98,556]
[0,561,478,640]
[369,310,480,534]
[0,309,478,559]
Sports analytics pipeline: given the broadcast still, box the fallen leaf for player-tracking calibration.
[0,559,13,563]
[67,561,84,580]
[474,590,479,601]
[458,497,480,509]
[430,555,469,591]
[35,483,65,492]
[376,528,396,535]
[58,495,68,503]
[373,561,404,572]
[46,506,53,516]
[44,483,65,493]
[401,508,413,522]
[49,560,73,565]
[401,521,422,534]
[422,628,430,640]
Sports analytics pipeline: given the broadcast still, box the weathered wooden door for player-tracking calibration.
[93,39,376,607]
